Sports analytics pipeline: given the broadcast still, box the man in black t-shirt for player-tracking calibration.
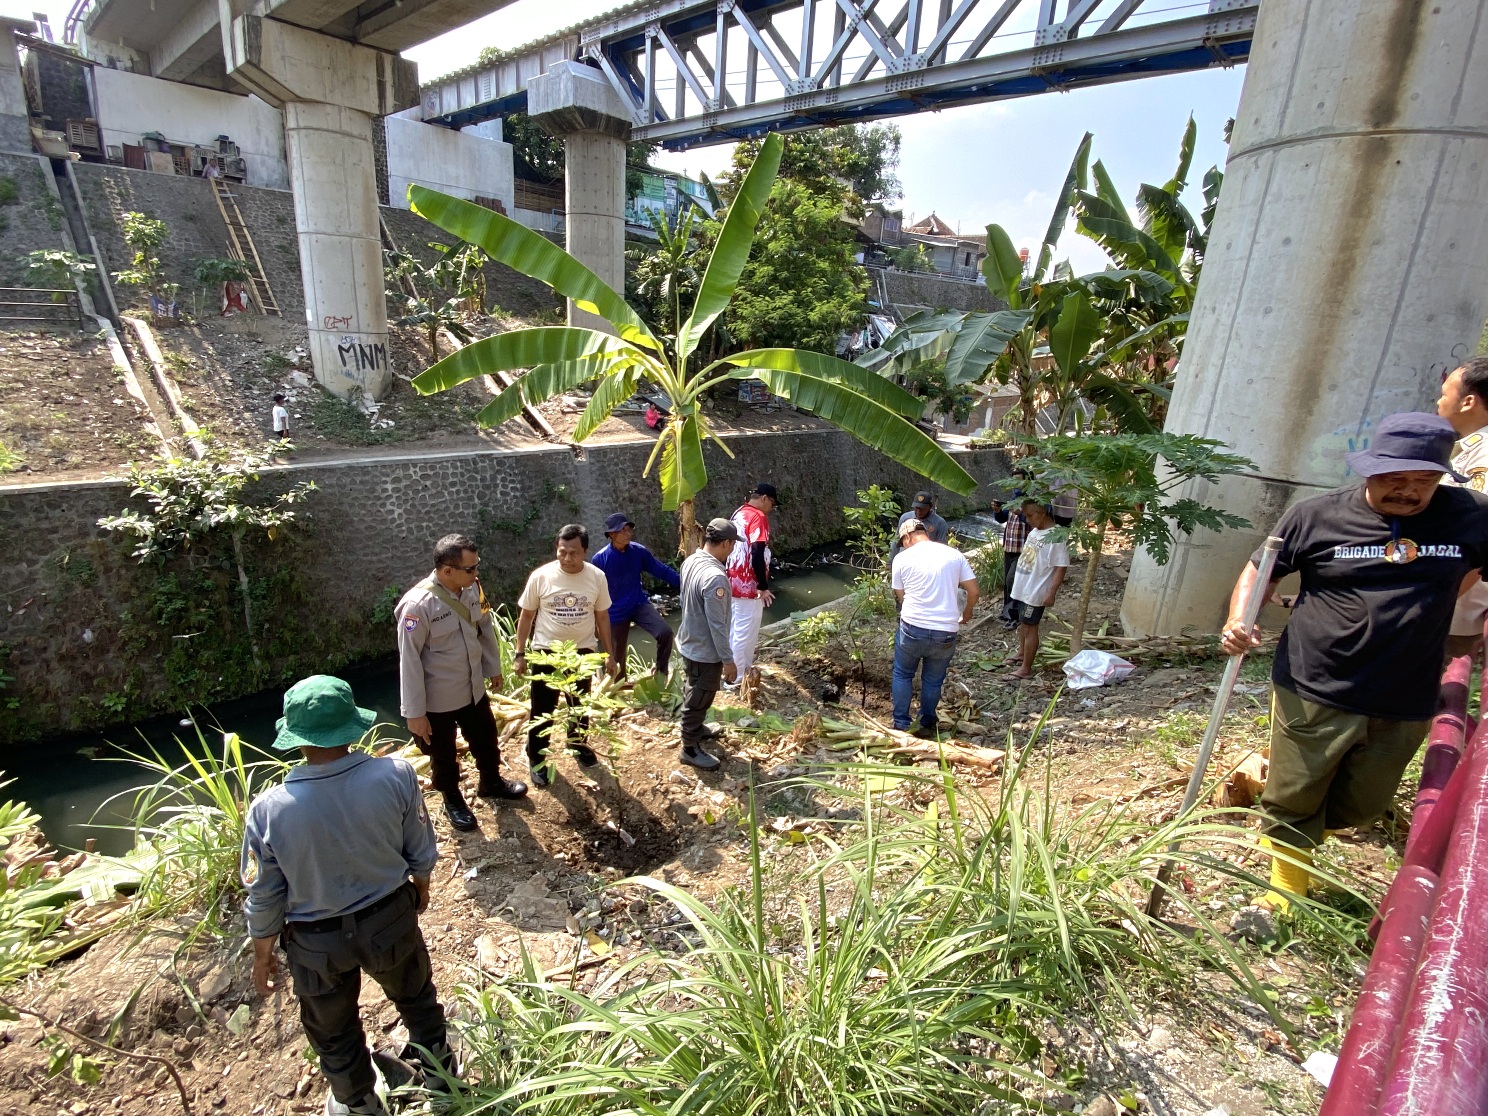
[1220,412,1488,911]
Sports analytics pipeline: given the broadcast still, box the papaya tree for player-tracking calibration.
[1018,433,1254,655]
[408,133,975,551]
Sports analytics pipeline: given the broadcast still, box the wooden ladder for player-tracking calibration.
[210,177,280,316]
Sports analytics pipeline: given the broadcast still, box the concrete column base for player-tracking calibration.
[1121,0,1488,636]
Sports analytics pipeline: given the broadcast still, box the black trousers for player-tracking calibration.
[681,658,723,748]
[284,883,446,1105]
[612,599,675,674]
[526,655,596,765]
[420,696,503,797]
[1001,550,1021,619]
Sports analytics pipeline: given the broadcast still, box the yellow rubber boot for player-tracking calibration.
[1257,837,1312,913]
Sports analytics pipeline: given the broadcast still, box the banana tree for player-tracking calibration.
[408,133,975,552]
[1070,116,1224,425]
[859,135,1168,439]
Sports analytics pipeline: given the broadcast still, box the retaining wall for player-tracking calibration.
[0,431,1009,745]
[0,153,68,288]
[875,267,1002,313]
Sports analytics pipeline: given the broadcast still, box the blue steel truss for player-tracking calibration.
[421,0,1256,149]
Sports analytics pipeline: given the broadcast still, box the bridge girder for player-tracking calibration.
[422,0,1256,148]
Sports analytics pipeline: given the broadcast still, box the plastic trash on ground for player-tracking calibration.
[1062,649,1136,690]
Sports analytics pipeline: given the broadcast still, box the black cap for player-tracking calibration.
[603,512,634,534]
[912,491,933,509]
[752,482,780,506]
[1345,413,1467,482]
[704,517,740,543]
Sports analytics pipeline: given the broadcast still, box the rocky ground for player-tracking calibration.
[0,538,1399,1116]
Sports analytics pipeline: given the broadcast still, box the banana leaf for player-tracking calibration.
[676,133,783,362]
[474,357,620,428]
[736,367,977,495]
[1081,372,1159,435]
[980,224,1025,309]
[412,326,647,395]
[1035,132,1091,283]
[1090,160,1132,225]
[659,414,708,510]
[724,347,926,419]
[1074,193,1182,282]
[942,309,1032,386]
[573,367,641,441]
[408,186,660,352]
[1048,291,1100,378]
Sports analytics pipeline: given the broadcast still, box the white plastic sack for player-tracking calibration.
[1062,649,1136,690]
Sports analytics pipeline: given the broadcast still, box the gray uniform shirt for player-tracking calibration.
[888,509,950,564]
[395,576,501,718]
[241,752,438,939]
[677,549,734,664]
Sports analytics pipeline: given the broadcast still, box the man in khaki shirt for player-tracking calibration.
[513,523,619,788]
[1437,354,1488,657]
[396,534,527,832]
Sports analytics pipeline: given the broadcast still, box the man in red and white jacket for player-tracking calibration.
[726,482,778,678]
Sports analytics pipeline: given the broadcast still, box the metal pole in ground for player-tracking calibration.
[1146,536,1284,919]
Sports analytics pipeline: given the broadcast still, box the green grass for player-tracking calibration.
[435,709,1374,1113]
[99,727,289,941]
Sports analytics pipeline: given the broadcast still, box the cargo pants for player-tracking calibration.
[1260,685,1430,849]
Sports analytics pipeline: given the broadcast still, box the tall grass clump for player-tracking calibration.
[0,783,69,985]
[449,781,1034,1115]
[102,727,288,938]
[441,712,1374,1114]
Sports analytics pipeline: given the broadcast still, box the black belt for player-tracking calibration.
[287,881,412,936]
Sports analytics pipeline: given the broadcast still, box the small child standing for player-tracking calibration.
[1007,500,1070,680]
[271,394,289,441]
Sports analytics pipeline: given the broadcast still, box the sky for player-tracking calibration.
[4,0,1248,273]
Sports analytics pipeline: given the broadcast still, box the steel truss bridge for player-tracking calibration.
[422,0,1257,149]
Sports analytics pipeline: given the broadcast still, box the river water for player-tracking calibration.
[3,560,859,854]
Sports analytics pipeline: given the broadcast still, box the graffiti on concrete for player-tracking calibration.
[323,314,353,330]
[336,335,389,375]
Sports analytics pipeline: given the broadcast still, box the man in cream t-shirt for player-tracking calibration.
[889,518,979,738]
[1007,500,1070,680]
[514,523,618,787]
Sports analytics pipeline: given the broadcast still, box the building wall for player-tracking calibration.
[90,67,289,190]
[874,267,1001,314]
[384,113,514,213]
[0,30,31,153]
[0,432,1009,745]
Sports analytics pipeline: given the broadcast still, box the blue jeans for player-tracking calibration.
[891,622,958,730]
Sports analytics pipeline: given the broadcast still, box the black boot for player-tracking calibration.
[442,792,477,831]
[476,776,528,800]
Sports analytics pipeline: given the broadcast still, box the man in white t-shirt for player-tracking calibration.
[889,518,979,738]
[514,524,619,787]
[1007,500,1070,680]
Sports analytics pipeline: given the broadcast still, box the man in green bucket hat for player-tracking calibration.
[242,675,453,1116]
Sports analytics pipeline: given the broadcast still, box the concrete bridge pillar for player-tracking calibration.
[527,62,631,334]
[223,16,417,401]
[1121,0,1488,636]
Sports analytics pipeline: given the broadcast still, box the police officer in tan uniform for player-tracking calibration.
[396,533,527,832]
[1436,355,1488,656]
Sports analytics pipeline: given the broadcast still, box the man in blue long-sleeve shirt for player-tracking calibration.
[243,675,448,1116]
[592,511,681,675]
